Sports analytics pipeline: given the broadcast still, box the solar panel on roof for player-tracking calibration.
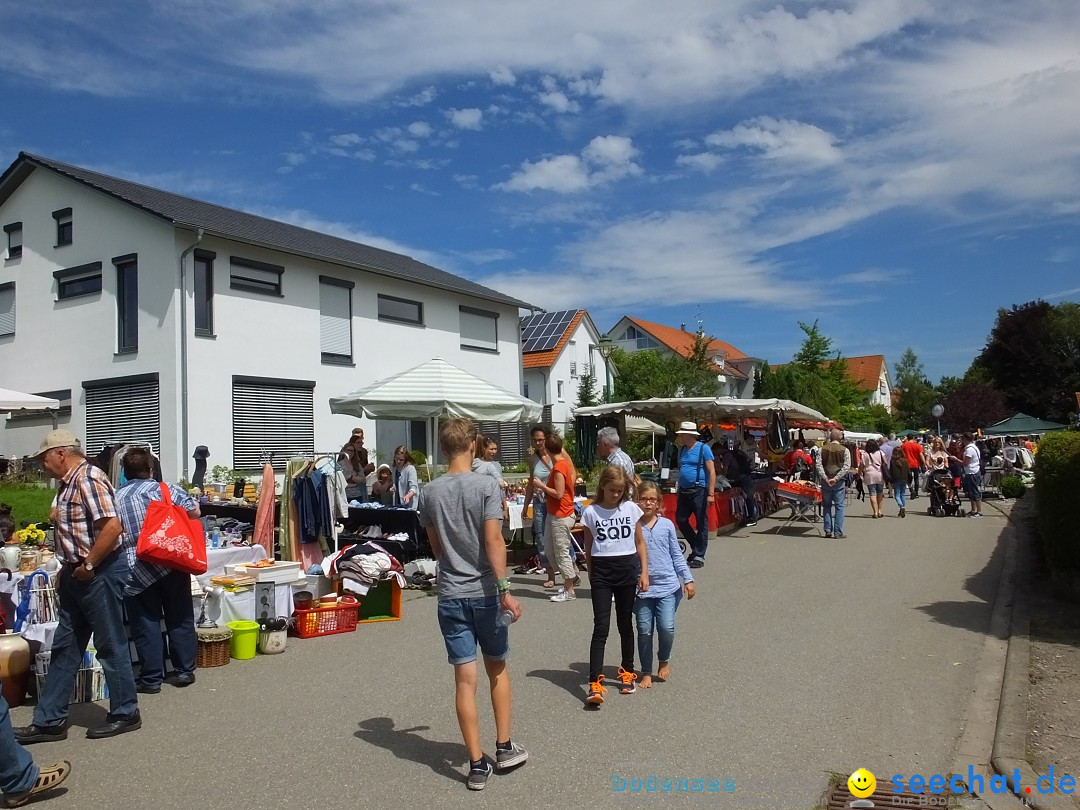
[520,309,577,353]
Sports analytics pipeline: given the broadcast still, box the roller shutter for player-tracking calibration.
[232,377,314,470]
[84,377,160,455]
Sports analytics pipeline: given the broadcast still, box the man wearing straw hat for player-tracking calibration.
[14,430,141,744]
[673,422,716,569]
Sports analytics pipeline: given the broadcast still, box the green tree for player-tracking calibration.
[794,320,832,369]
[977,300,1080,423]
[610,348,685,400]
[575,365,601,408]
[894,348,937,429]
[678,331,722,397]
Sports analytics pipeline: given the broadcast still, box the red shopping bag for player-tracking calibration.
[136,482,208,575]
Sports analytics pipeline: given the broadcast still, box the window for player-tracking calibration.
[378,294,423,325]
[232,376,315,470]
[557,380,564,400]
[230,256,283,296]
[0,283,13,336]
[52,208,72,247]
[83,374,160,455]
[114,254,138,353]
[194,249,214,336]
[523,382,529,399]
[459,305,498,352]
[54,262,102,301]
[3,222,21,259]
[319,277,353,363]
[568,340,577,376]
[618,325,660,351]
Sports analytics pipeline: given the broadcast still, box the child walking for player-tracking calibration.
[581,466,649,706]
[634,481,696,689]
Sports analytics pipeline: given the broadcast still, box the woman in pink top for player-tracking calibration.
[859,438,887,519]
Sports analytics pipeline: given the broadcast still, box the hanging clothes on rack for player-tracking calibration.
[252,460,276,558]
[277,459,308,563]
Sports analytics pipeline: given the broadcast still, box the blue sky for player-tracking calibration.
[2,0,1078,383]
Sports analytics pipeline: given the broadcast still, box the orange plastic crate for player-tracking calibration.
[292,603,359,638]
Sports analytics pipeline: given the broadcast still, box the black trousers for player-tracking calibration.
[589,554,638,681]
[909,468,921,495]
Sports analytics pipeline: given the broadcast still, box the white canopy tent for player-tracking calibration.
[329,357,543,468]
[0,388,60,429]
[574,397,829,424]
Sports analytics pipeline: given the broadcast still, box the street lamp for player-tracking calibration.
[597,335,615,401]
[931,403,944,436]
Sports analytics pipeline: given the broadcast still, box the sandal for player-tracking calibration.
[5,760,71,807]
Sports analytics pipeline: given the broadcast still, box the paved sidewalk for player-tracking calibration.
[10,494,1009,809]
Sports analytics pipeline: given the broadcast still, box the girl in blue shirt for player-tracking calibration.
[635,481,696,688]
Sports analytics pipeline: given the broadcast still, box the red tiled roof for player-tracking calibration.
[626,317,749,361]
[771,355,887,393]
[521,310,584,369]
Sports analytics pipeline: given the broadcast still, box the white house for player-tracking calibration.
[0,152,532,480]
[605,316,763,398]
[520,309,612,429]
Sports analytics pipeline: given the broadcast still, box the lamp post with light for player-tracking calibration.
[597,336,615,401]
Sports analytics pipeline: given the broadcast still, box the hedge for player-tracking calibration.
[1035,430,1080,574]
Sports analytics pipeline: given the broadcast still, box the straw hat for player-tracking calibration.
[674,421,700,436]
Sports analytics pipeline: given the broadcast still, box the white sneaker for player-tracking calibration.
[550,589,576,602]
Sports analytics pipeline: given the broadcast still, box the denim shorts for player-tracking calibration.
[962,473,983,502]
[866,482,884,496]
[437,596,509,665]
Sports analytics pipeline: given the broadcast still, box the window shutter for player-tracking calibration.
[232,379,314,469]
[0,285,14,336]
[319,283,351,357]
[84,379,160,455]
[460,308,498,351]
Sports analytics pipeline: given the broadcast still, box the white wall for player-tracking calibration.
[0,168,181,467]
[1,168,525,480]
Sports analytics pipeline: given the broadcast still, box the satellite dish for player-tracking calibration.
[932,404,944,418]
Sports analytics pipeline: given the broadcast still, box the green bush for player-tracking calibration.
[1000,475,1028,499]
[1035,431,1080,574]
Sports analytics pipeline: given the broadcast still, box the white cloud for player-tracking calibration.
[446,107,483,130]
[282,151,307,166]
[498,134,641,193]
[393,139,419,153]
[459,248,515,263]
[538,90,580,114]
[395,86,437,107]
[409,183,439,196]
[489,66,516,86]
[328,132,362,147]
[838,269,895,284]
[705,117,842,167]
[676,152,723,173]
[407,121,433,138]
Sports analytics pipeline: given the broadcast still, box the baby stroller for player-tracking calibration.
[927,470,965,517]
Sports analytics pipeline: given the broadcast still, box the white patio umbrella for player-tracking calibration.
[329,357,543,469]
[0,388,61,428]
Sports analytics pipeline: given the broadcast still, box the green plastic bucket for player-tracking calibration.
[227,620,259,660]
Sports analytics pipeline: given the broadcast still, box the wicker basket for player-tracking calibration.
[196,626,233,668]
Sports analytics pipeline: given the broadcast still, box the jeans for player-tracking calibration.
[821,480,846,536]
[675,488,709,560]
[0,693,37,797]
[125,569,197,686]
[531,500,549,569]
[738,476,757,523]
[34,551,138,726]
[634,589,682,675]
[589,555,638,681]
[436,596,508,665]
[894,481,908,509]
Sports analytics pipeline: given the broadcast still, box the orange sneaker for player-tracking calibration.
[617,667,638,694]
[586,676,607,705]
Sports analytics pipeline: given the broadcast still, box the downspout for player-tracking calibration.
[178,228,204,481]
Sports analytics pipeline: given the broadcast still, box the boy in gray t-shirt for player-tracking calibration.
[418,418,528,790]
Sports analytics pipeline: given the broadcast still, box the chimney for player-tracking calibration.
[680,323,686,331]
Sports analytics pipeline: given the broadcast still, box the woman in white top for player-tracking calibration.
[392,446,419,510]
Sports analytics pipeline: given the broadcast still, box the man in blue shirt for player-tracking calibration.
[673,422,716,569]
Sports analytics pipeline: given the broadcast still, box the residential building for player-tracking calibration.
[519,309,612,431]
[605,316,762,398]
[770,354,895,412]
[0,152,531,480]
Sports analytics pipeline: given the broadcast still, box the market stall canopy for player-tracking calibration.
[574,397,829,425]
[982,412,1068,436]
[328,357,542,422]
[0,388,60,413]
[625,416,666,436]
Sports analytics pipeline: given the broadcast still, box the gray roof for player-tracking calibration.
[0,151,533,310]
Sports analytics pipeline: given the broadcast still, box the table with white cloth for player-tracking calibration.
[192,545,298,624]
[505,503,524,545]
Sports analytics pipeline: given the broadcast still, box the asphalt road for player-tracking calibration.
[10,492,1007,810]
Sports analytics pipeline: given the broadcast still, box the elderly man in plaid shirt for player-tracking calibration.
[114,447,202,693]
[14,430,141,744]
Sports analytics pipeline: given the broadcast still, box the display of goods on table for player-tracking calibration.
[231,560,302,583]
[777,481,822,503]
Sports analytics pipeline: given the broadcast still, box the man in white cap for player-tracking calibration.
[673,422,716,569]
[14,430,141,744]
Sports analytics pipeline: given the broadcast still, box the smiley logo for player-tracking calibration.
[848,768,877,799]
